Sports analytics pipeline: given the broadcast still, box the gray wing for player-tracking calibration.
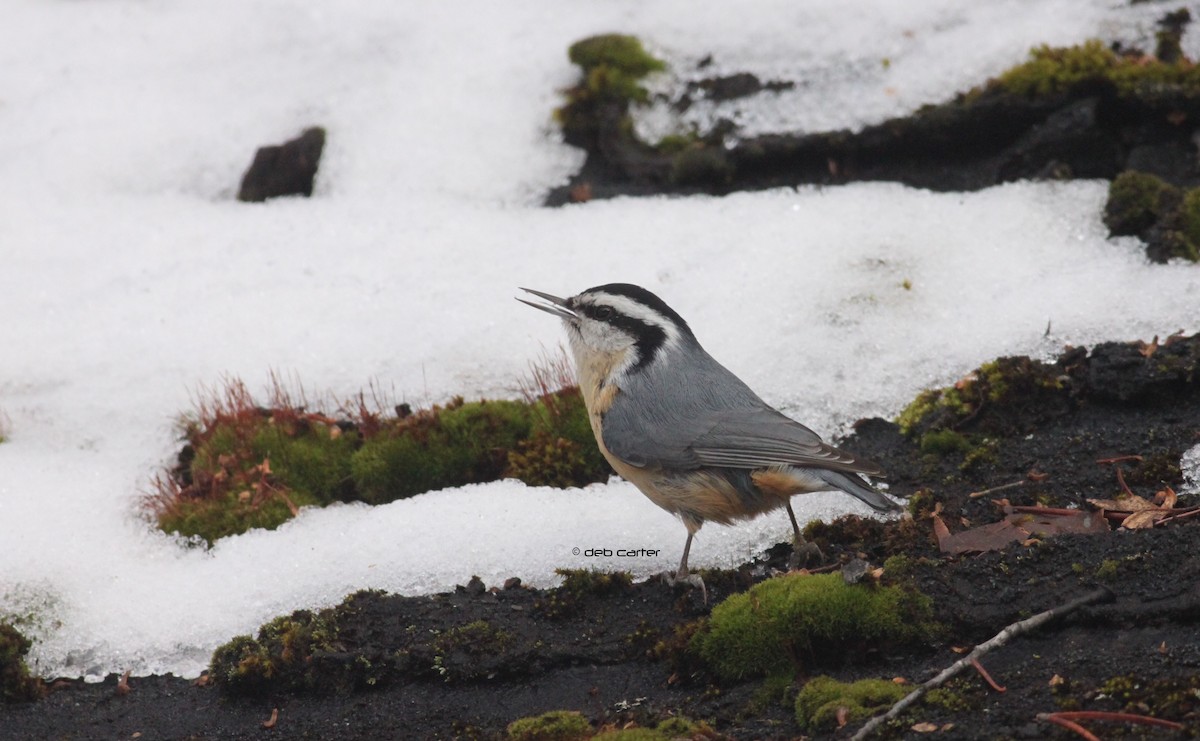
[688,407,883,476]
[600,349,882,477]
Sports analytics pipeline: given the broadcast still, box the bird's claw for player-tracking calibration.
[787,539,825,570]
[663,570,708,604]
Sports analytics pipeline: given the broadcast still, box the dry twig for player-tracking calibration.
[1037,710,1184,738]
[850,587,1114,740]
[969,657,1006,692]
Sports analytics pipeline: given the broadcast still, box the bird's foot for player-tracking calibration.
[787,538,825,571]
[663,570,707,604]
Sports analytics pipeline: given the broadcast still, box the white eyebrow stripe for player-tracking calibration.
[586,292,683,350]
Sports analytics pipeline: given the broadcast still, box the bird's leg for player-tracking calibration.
[786,501,824,568]
[665,531,707,603]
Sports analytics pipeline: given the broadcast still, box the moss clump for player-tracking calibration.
[1104,171,1178,236]
[895,357,1066,439]
[431,620,516,682]
[593,717,715,740]
[1176,188,1200,261]
[691,572,936,681]
[152,373,612,544]
[918,429,973,457]
[209,590,392,696]
[794,676,908,732]
[1,622,43,704]
[351,398,534,504]
[507,710,592,741]
[568,34,665,99]
[538,569,634,619]
[1095,673,1200,720]
[209,607,342,695]
[507,389,610,488]
[1102,170,1200,263]
[557,34,666,148]
[992,39,1200,99]
[994,40,1120,97]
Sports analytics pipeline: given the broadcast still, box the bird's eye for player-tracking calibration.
[594,306,614,320]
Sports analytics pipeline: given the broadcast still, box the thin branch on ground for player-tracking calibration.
[1096,455,1143,465]
[1037,710,1184,737]
[850,587,1114,741]
[1040,714,1101,741]
[968,480,1027,499]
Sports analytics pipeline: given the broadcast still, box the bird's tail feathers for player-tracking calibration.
[815,469,901,513]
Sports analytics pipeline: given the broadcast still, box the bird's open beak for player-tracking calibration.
[517,288,576,320]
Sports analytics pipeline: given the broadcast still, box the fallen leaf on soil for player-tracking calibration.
[1087,493,1157,512]
[1049,674,1065,687]
[1154,487,1178,509]
[836,705,850,728]
[1122,509,1168,529]
[911,721,939,733]
[935,510,1108,555]
[1089,486,1180,529]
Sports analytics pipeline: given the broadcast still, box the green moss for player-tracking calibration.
[159,487,318,543]
[506,710,592,741]
[904,488,938,519]
[157,377,609,544]
[919,429,972,457]
[536,569,633,620]
[568,34,665,84]
[691,572,936,681]
[209,607,342,695]
[959,437,1000,474]
[748,672,796,714]
[1094,559,1120,580]
[431,620,515,682]
[250,423,356,504]
[557,34,666,147]
[593,717,714,741]
[993,39,1200,99]
[350,399,534,504]
[794,676,908,732]
[507,390,609,488]
[1096,673,1200,719]
[894,357,1064,439]
[1176,188,1200,261]
[1104,171,1177,236]
[994,40,1119,97]
[0,622,43,704]
[923,680,979,712]
[896,389,950,437]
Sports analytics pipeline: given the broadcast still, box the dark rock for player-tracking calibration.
[459,575,487,596]
[996,97,1122,182]
[237,126,326,203]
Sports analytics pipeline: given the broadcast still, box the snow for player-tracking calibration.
[2,0,1198,681]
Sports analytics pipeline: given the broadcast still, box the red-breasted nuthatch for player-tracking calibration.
[519,283,900,595]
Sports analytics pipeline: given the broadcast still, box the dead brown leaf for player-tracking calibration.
[1155,486,1178,509]
[936,510,1108,555]
[1087,493,1157,512]
[911,721,939,733]
[1121,510,1168,529]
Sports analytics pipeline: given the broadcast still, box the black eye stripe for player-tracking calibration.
[574,303,666,374]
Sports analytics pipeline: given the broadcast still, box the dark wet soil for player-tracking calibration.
[3,336,1198,739]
